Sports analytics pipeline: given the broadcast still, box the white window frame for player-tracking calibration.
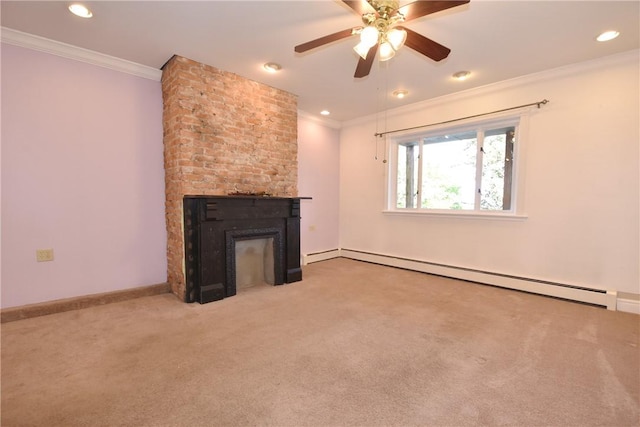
[384,112,529,219]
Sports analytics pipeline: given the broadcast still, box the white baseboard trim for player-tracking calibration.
[617,298,640,314]
[302,249,341,265]
[339,249,619,311]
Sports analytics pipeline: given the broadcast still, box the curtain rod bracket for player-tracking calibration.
[537,99,549,108]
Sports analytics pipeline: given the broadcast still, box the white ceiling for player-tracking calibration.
[2,1,638,122]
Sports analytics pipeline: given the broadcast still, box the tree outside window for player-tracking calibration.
[394,121,517,212]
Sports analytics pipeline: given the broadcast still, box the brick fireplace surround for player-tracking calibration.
[161,55,298,301]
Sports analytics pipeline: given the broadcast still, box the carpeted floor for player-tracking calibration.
[1,258,638,426]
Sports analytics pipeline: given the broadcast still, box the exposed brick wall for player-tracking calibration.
[162,55,298,300]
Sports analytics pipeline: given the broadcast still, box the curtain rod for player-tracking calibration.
[374,99,549,138]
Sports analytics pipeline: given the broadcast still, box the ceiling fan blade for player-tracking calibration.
[342,0,375,16]
[295,28,357,53]
[401,27,451,61]
[398,0,470,22]
[354,45,378,78]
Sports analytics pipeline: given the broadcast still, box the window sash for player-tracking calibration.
[389,117,520,214]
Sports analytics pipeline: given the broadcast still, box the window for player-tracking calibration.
[390,117,520,213]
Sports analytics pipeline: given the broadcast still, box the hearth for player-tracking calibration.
[183,196,306,304]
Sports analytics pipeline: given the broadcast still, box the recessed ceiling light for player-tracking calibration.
[68,4,93,18]
[453,71,471,81]
[320,110,330,116]
[392,90,409,99]
[263,62,282,73]
[597,30,620,42]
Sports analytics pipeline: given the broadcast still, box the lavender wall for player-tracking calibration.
[1,43,166,308]
[297,116,340,255]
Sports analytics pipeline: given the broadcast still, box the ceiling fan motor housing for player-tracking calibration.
[370,0,400,16]
[368,0,405,28]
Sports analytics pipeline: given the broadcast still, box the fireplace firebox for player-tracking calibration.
[183,196,307,304]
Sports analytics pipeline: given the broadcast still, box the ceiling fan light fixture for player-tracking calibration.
[379,41,396,61]
[386,28,407,51]
[354,42,370,60]
[360,26,380,48]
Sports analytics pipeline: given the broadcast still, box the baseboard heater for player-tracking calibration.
[302,249,341,264]
[306,248,617,310]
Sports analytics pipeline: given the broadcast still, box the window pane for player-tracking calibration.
[396,142,419,208]
[480,127,515,210]
[421,132,477,210]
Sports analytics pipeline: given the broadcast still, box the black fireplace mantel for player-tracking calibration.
[183,196,309,304]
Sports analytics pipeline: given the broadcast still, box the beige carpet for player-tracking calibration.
[1,258,638,426]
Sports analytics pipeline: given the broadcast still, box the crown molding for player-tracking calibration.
[343,49,640,128]
[1,27,162,81]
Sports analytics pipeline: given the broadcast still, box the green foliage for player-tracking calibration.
[396,127,514,211]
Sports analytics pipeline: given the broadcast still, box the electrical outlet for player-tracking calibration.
[36,248,54,262]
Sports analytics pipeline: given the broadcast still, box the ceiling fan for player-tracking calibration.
[294,0,470,78]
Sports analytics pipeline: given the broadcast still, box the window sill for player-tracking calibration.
[382,209,528,220]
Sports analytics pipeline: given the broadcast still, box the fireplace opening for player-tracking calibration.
[225,228,284,298]
[234,237,275,290]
